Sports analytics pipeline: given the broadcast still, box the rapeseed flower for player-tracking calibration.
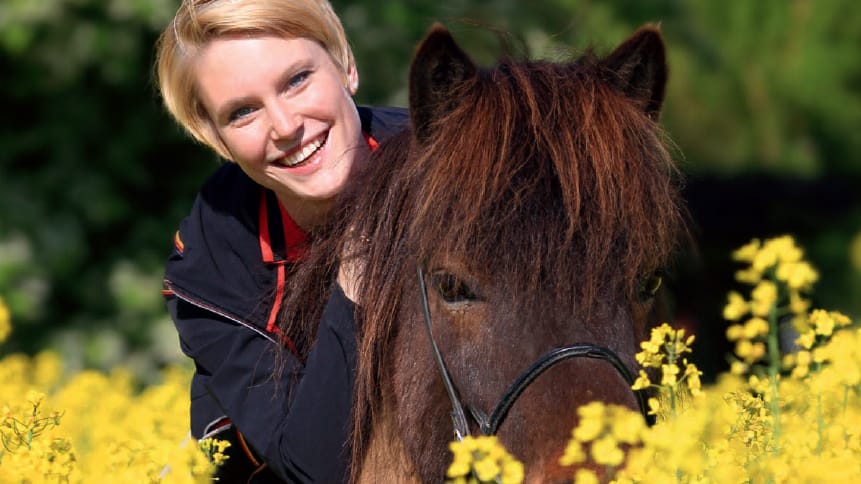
[722,291,748,321]
[446,435,523,484]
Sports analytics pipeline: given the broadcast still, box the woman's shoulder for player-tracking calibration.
[198,163,260,215]
[177,163,263,252]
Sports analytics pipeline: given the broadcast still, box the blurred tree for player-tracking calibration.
[0,0,213,376]
[663,0,861,177]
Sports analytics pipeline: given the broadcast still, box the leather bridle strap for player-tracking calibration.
[474,344,654,435]
[417,266,472,441]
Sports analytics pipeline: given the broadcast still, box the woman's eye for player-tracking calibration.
[431,273,478,304]
[228,106,256,123]
[639,271,664,300]
[288,70,310,89]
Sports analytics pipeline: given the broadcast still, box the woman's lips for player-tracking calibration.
[277,133,327,167]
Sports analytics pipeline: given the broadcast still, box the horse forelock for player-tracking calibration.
[402,54,684,309]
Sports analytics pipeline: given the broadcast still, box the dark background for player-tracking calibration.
[1,0,859,380]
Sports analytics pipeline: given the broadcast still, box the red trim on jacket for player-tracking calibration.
[258,195,278,264]
[279,201,308,262]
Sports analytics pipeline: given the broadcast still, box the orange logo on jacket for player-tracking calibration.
[174,230,185,254]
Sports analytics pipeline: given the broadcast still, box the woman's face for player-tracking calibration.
[195,35,365,210]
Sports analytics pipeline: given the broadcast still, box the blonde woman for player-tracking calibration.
[155,0,406,481]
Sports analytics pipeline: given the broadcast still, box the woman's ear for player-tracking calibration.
[346,63,359,95]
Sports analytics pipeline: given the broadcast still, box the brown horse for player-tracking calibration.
[285,23,685,483]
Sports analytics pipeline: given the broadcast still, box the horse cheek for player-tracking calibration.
[391,310,459,481]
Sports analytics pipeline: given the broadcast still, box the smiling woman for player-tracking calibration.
[153,0,407,482]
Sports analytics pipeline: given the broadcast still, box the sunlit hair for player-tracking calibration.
[154,0,355,159]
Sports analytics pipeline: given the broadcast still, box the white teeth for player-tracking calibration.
[281,136,325,167]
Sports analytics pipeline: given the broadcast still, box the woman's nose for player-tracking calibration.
[268,104,301,142]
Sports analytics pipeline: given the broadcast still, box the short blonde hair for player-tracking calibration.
[155,0,355,159]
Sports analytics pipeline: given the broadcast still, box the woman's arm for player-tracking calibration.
[169,283,358,483]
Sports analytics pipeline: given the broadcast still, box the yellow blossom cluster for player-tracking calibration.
[724,235,819,374]
[559,401,647,483]
[446,435,524,484]
[631,323,702,417]
[0,348,221,482]
[445,235,861,483]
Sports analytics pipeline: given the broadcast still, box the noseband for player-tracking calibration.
[416,267,655,441]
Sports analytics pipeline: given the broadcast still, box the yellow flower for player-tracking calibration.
[769,235,803,263]
[789,350,812,379]
[723,291,749,321]
[559,439,586,466]
[730,360,749,375]
[447,436,521,483]
[742,317,770,339]
[795,330,816,350]
[832,311,852,327]
[647,397,661,416]
[684,362,703,396]
[473,456,501,482]
[809,309,836,337]
[574,468,600,484]
[752,244,778,273]
[631,370,651,390]
[661,363,680,386]
[776,261,818,290]
[609,407,645,444]
[574,411,605,442]
[500,459,524,484]
[726,324,744,341]
[750,280,777,317]
[26,389,46,407]
[735,340,766,363]
[732,239,761,263]
[591,435,624,466]
[447,439,475,478]
[789,290,811,315]
[446,451,471,478]
[735,267,762,284]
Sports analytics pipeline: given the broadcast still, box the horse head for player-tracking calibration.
[290,23,685,484]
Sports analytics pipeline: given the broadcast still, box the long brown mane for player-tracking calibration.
[281,24,685,482]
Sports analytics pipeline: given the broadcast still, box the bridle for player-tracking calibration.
[416,267,655,441]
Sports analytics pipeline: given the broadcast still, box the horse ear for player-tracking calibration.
[409,23,477,143]
[602,24,667,119]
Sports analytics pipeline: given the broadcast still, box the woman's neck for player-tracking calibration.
[276,194,334,233]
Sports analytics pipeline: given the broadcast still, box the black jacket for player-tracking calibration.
[163,106,408,482]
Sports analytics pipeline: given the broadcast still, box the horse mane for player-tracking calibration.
[279,42,686,481]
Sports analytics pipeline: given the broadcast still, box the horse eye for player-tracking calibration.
[431,273,477,304]
[639,271,663,300]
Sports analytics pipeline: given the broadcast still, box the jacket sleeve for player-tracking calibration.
[168,283,358,483]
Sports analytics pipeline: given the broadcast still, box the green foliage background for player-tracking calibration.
[1,0,859,379]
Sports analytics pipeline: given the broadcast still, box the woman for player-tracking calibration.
[155,0,407,481]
